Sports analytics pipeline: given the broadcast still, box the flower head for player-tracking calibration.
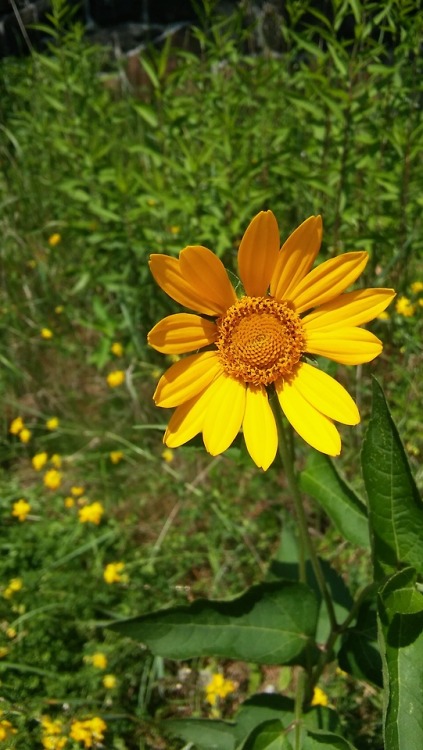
[106,370,125,388]
[109,450,123,464]
[88,652,107,670]
[70,717,106,748]
[41,327,53,339]
[9,416,24,435]
[0,719,17,741]
[19,427,32,443]
[12,498,31,521]
[44,469,62,491]
[51,454,62,468]
[103,674,117,689]
[311,686,330,707]
[78,502,104,525]
[40,715,67,750]
[111,342,124,357]
[71,486,85,497]
[48,233,61,247]
[46,417,60,430]
[204,673,236,706]
[32,452,48,471]
[161,448,174,463]
[148,212,395,469]
[410,281,423,294]
[3,578,23,598]
[103,561,126,584]
[395,295,415,317]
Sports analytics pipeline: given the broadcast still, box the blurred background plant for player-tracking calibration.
[0,0,422,747]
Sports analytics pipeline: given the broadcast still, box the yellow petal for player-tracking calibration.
[270,216,322,300]
[179,246,237,315]
[302,288,396,332]
[164,386,215,447]
[154,351,222,407]
[305,327,383,365]
[237,211,280,296]
[148,314,217,354]
[149,255,223,315]
[290,363,360,425]
[202,373,246,455]
[276,376,341,456]
[242,385,278,470]
[287,252,369,314]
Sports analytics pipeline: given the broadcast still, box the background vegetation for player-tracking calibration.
[0,0,422,747]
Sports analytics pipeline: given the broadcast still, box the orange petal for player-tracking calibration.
[153,351,222,408]
[149,254,223,315]
[305,327,383,365]
[237,211,280,296]
[290,363,360,425]
[202,373,246,455]
[302,288,396,331]
[276,376,341,456]
[148,314,217,354]
[270,216,322,300]
[287,252,369,314]
[242,385,278,470]
[179,245,237,315]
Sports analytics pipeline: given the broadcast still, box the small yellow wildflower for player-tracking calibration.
[71,486,85,497]
[55,306,64,315]
[46,417,60,430]
[109,450,123,464]
[51,454,62,468]
[41,327,54,339]
[12,498,31,522]
[311,686,330,707]
[0,719,17,741]
[106,370,125,388]
[32,452,49,471]
[103,674,117,689]
[40,716,67,750]
[161,448,174,463]
[103,561,126,584]
[64,497,75,508]
[410,281,423,294]
[3,578,23,598]
[151,367,162,379]
[19,427,32,443]
[9,416,24,435]
[78,502,104,526]
[377,310,390,321]
[48,233,61,247]
[89,653,107,670]
[419,298,423,308]
[44,469,62,491]
[204,673,236,706]
[70,717,107,748]
[396,296,415,317]
[169,225,180,235]
[0,647,9,658]
[6,627,17,639]
[111,342,124,357]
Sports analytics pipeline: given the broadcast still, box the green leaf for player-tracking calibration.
[303,729,358,749]
[163,718,236,750]
[378,568,423,750]
[241,720,292,750]
[338,597,382,686]
[110,581,319,665]
[300,451,369,549]
[235,695,295,743]
[361,378,423,579]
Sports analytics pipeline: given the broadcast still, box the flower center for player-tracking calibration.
[215,296,305,386]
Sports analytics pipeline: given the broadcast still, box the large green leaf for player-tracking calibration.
[300,451,369,549]
[303,729,358,749]
[338,596,382,686]
[241,720,292,750]
[378,568,423,750]
[361,378,423,579]
[110,581,319,665]
[163,718,236,750]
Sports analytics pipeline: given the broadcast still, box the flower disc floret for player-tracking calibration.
[216,296,305,386]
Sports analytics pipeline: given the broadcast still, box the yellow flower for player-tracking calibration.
[311,686,330,707]
[43,469,62,491]
[205,673,236,706]
[169,225,181,235]
[0,719,17,741]
[55,305,64,315]
[109,450,123,464]
[19,427,32,443]
[111,342,124,357]
[40,716,67,750]
[103,674,117,689]
[9,416,24,435]
[48,233,61,247]
[0,647,9,658]
[32,452,48,471]
[377,310,390,321]
[78,502,104,525]
[3,578,23,599]
[12,498,31,521]
[161,448,174,463]
[41,327,53,339]
[6,627,16,639]
[106,369,125,388]
[46,417,60,430]
[410,281,423,294]
[103,561,126,584]
[50,454,62,468]
[90,652,107,670]
[64,497,75,508]
[71,486,85,497]
[148,212,395,469]
[70,717,106,748]
[395,295,415,317]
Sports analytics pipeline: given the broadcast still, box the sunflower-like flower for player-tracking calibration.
[148,212,394,469]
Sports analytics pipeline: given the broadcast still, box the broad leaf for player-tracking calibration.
[362,378,423,579]
[303,729,358,749]
[338,596,382,686]
[110,581,319,665]
[378,568,423,750]
[300,450,369,549]
[241,719,292,750]
[163,718,236,750]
